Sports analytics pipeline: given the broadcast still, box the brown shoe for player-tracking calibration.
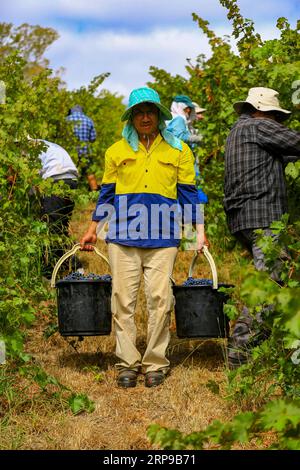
[117,369,138,388]
[145,371,165,388]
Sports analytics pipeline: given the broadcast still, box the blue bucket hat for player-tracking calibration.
[173,95,195,108]
[121,87,172,122]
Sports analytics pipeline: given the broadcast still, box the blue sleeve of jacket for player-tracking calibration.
[197,188,208,204]
[92,183,115,221]
[177,183,203,224]
[166,116,191,142]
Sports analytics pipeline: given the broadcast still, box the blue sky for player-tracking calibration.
[1,0,299,99]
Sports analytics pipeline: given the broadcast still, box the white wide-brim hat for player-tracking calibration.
[192,102,206,113]
[233,87,291,118]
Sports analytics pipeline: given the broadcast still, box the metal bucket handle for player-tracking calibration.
[50,243,110,288]
[188,246,218,290]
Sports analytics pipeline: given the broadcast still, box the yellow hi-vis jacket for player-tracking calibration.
[92,134,202,247]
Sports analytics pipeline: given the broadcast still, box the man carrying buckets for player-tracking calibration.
[80,87,208,388]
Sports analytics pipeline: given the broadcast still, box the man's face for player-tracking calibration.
[196,112,204,121]
[132,103,159,135]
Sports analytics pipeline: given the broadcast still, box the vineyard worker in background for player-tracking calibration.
[80,87,207,388]
[167,96,208,204]
[36,139,81,278]
[66,105,98,191]
[192,102,206,125]
[187,101,206,142]
[167,95,208,245]
[166,95,203,148]
[224,86,300,369]
[187,101,206,161]
[188,102,208,205]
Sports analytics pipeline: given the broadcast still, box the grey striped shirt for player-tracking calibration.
[224,114,300,233]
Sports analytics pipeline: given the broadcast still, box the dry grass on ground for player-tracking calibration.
[1,203,263,450]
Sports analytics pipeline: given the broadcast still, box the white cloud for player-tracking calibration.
[1,0,298,98]
[47,26,214,97]
[1,0,298,28]
[47,22,282,99]
[1,1,225,25]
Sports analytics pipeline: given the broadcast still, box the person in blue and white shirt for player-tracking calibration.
[166,95,201,147]
[66,105,97,190]
[166,96,208,250]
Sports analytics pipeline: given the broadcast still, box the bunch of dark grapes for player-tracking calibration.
[62,272,112,282]
[182,277,213,287]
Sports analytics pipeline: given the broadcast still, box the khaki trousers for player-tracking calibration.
[108,243,178,373]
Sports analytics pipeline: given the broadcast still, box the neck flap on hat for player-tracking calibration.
[170,101,188,120]
[122,116,182,152]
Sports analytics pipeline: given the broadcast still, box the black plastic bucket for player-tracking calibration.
[172,248,231,338]
[56,279,112,336]
[173,283,230,338]
[51,244,112,337]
